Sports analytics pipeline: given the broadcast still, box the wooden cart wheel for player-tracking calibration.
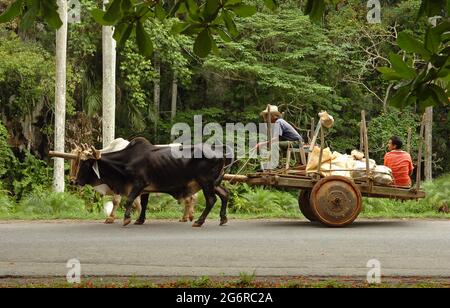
[298,190,316,222]
[310,176,362,227]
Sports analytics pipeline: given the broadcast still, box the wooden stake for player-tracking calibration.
[317,124,324,174]
[407,127,412,154]
[360,121,364,152]
[416,115,426,191]
[361,111,371,184]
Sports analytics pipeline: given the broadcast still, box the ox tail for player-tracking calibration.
[215,143,235,186]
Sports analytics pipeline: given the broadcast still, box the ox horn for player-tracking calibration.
[69,141,81,152]
[91,145,101,160]
[49,151,79,160]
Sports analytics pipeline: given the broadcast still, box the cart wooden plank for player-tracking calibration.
[223,173,426,200]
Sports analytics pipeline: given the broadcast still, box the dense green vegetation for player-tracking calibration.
[0,0,449,219]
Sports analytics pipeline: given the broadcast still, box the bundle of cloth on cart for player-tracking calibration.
[306,147,394,186]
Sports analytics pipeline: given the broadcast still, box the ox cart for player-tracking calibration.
[223,110,426,227]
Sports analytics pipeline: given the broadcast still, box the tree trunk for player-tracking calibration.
[153,55,161,143]
[383,83,393,113]
[424,106,433,181]
[423,17,439,182]
[171,72,178,121]
[52,0,68,192]
[102,0,116,148]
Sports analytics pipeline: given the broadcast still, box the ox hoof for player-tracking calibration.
[123,218,132,226]
[179,218,188,223]
[192,221,204,228]
[134,220,145,225]
[220,217,228,226]
[104,217,115,224]
[189,215,194,222]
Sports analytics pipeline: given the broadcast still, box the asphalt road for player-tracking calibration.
[0,219,449,278]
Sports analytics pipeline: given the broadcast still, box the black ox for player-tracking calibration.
[72,137,231,227]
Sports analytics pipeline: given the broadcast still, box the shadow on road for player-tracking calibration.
[259,219,411,229]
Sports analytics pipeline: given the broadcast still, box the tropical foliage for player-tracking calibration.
[0,0,449,218]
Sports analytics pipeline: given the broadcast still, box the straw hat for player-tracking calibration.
[260,105,282,118]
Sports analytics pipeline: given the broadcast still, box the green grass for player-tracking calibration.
[0,276,448,288]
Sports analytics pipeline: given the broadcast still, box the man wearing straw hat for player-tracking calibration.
[256,105,304,169]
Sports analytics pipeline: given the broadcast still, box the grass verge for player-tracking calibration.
[0,275,448,288]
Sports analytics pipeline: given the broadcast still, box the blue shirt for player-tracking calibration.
[273,119,303,142]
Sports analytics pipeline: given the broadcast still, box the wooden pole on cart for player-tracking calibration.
[415,114,426,191]
[310,117,315,144]
[407,127,412,154]
[359,121,364,152]
[266,105,272,149]
[285,142,291,170]
[317,123,324,175]
[361,111,371,185]
[266,105,272,169]
[309,122,322,152]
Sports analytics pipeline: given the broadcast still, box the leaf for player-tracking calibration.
[135,20,153,58]
[433,21,450,35]
[428,84,449,105]
[113,23,133,46]
[389,53,417,80]
[211,35,220,56]
[0,0,23,23]
[418,0,445,18]
[397,32,431,60]
[19,0,39,31]
[216,28,232,42]
[154,3,166,20]
[389,86,412,109]
[264,0,277,11]
[425,27,442,54]
[229,5,256,18]
[168,0,184,16]
[377,67,404,81]
[40,0,62,29]
[121,0,132,13]
[103,0,123,23]
[203,0,220,21]
[180,23,203,35]
[223,11,238,37]
[442,32,450,43]
[194,28,212,58]
[418,96,436,112]
[90,8,115,26]
[430,55,449,68]
[185,0,199,17]
[171,21,190,34]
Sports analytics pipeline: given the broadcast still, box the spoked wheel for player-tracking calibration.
[298,190,316,222]
[310,176,362,227]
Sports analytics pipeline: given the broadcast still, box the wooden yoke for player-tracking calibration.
[49,151,78,160]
